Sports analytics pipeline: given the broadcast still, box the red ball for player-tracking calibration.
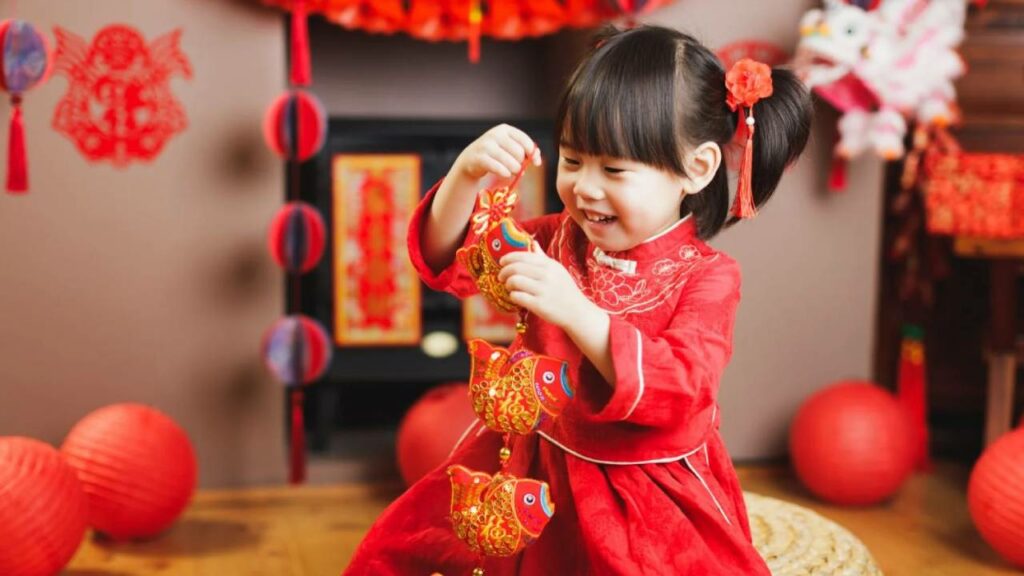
[968,427,1024,567]
[61,404,197,540]
[789,381,914,505]
[396,383,476,486]
[0,437,87,576]
[262,90,326,162]
[268,201,326,274]
[261,315,332,386]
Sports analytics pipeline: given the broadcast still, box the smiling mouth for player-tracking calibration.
[583,211,617,224]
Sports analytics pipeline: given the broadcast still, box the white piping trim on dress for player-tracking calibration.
[683,449,732,526]
[449,418,482,458]
[642,213,692,244]
[536,431,704,465]
[622,327,645,420]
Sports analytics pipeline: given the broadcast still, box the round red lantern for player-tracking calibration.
[262,90,326,162]
[61,404,197,540]
[789,381,914,505]
[268,201,326,274]
[261,315,332,386]
[396,382,476,486]
[0,437,87,576]
[968,427,1024,568]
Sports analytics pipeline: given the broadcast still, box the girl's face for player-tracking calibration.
[557,147,688,253]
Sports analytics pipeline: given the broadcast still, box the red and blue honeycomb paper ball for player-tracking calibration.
[261,315,332,386]
[0,437,87,576]
[262,90,326,162]
[0,20,50,95]
[61,403,198,541]
[268,201,326,274]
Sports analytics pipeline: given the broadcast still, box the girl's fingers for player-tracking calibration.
[479,156,513,179]
[484,141,523,175]
[505,275,541,295]
[496,137,528,167]
[506,127,540,164]
[497,261,544,283]
[508,290,536,309]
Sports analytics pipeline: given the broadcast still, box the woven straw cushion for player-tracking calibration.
[744,492,883,575]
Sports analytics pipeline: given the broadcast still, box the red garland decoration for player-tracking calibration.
[51,25,192,167]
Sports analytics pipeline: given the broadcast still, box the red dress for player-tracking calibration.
[342,184,771,575]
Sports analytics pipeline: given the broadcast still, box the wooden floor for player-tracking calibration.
[66,463,1020,575]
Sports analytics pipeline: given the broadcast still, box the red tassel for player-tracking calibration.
[290,388,307,484]
[730,111,756,219]
[469,0,482,63]
[897,325,931,471]
[828,155,847,192]
[7,98,27,194]
[290,0,312,86]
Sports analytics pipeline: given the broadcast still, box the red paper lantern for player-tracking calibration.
[968,427,1024,568]
[396,382,477,486]
[262,90,326,162]
[261,315,332,386]
[0,19,51,193]
[789,381,914,505]
[0,437,87,576]
[61,404,197,540]
[268,201,326,274]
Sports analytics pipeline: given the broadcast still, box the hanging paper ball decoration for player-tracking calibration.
[968,427,1024,568]
[396,382,476,486]
[61,403,197,540]
[0,19,50,193]
[268,201,327,274]
[262,90,326,162]
[261,315,332,385]
[789,380,914,505]
[0,437,87,576]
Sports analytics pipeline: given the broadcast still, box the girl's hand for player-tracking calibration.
[452,124,542,183]
[498,244,595,330]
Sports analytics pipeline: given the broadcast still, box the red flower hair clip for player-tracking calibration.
[725,59,773,219]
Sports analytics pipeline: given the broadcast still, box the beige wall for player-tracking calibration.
[0,0,288,487]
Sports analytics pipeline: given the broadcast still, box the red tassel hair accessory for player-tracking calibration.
[725,58,773,219]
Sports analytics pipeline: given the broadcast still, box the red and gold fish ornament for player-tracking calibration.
[468,339,573,435]
[456,185,533,314]
[447,465,554,558]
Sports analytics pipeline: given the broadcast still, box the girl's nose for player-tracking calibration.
[573,172,604,200]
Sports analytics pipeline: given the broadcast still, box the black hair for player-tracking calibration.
[554,25,813,239]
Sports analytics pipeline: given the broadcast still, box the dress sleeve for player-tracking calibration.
[584,256,741,428]
[406,179,563,299]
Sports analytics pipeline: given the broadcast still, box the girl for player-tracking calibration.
[344,25,812,575]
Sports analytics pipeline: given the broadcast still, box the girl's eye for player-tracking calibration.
[603,167,625,174]
[562,157,580,167]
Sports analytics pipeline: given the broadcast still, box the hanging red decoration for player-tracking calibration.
[290,0,313,85]
[261,315,332,386]
[268,201,327,274]
[51,25,192,167]
[0,20,51,194]
[263,90,327,162]
[896,324,930,471]
[485,0,565,39]
[327,0,407,34]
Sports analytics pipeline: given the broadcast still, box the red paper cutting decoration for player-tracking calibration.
[51,25,192,167]
[0,20,51,194]
[263,90,327,162]
[356,171,398,329]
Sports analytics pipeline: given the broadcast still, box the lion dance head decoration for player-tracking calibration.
[794,0,966,172]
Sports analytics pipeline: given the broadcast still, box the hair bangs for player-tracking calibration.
[555,31,685,174]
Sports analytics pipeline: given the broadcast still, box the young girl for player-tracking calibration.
[344,25,812,575]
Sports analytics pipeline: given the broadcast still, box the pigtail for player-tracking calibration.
[729,67,812,224]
